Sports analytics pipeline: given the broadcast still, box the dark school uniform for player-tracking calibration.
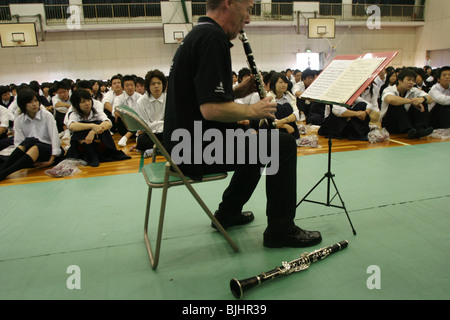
[65,108,130,166]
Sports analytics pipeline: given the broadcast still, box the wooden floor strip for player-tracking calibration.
[0,129,444,187]
[388,139,411,146]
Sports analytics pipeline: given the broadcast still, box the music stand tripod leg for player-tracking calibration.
[296,104,356,235]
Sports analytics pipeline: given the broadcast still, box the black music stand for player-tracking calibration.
[297,104,357,235]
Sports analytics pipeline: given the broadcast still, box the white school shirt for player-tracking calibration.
[64,99,104,126]
[66,106,111,128]
[112,91,142,114]
[292,81,306,96]
[234,92,260,105]
[360,84,380,112]
[7,97,18,121]
[52,95,72,114]
[374,75,385,88]
[135,93,166,134]
[102,90,119,108]
[428,83,450,111]
[380,85,428,122]
[324,97,374,118]
[0,105,9,128]
[13,107,61,156]
[267,91,300,121]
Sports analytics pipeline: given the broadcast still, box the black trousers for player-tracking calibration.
[318,102,370,141]
[429,104,450,129]
[382,104,430,133]
[55,110,66,133]
[201,131,297,234]
[136,132,163,151]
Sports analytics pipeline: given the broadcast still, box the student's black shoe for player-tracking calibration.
[417,127,433,138]
[211,210,254,230]
[263,225,322,248]
[407,128,417,139]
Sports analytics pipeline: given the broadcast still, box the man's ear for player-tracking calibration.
[224,0,233,10]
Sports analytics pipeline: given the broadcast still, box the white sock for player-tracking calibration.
[118,136,128,147]
[143,148,154,158]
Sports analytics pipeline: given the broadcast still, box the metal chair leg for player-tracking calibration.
[183,181,239,253]
[144,174,170,270]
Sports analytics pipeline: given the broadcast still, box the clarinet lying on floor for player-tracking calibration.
[230,240,349,299]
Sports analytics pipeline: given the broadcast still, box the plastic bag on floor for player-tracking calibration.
[297,135,320,148]
[45,158,87,177]
[368,127,390,143]
[430,128,450,141]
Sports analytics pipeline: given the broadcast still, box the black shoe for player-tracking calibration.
[417,127,433,138]
[407,128,417,139]
[211,210,254,230]
[263,225,322,248]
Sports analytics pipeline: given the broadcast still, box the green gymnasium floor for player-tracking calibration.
[0,142,449,301]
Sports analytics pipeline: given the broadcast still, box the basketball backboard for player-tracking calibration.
[308,18,335,39]
[0,23,38,48]
[163,23,193,44]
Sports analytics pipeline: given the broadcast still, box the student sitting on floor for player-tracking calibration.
[292,68,315,121]
[65,89,130,167]
[380,69,434,139]
[52,80,72,140]
[134,69,167,158]
[267,72,301,142]
[102,74,123,134]
[112,75,142,147]
[0,88,63,182]
[428,66,450,129]
[317,98,373,141]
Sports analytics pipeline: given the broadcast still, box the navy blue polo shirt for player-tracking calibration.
[164,16,239,179]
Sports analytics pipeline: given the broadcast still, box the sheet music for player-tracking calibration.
[321,58,385,103]
[301,59,353,100]
[301,57,386,105]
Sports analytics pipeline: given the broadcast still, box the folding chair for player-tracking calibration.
[115,106,239,270]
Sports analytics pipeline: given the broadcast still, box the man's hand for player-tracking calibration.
[233,74,257,99]
[249,96,277,120]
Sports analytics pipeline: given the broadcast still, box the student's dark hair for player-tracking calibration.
[41,82,52,89]
[121,75,136,87]
[110,74,123,84]
[70,89,96,116]
[17,88,39,114]
[28,81,41,94]
[397,69,417,82]
[385,66,395,74]
[135,77,145,86]
[269,72,289,93]
[77,80,93,91]
[238,68,251,82]
[437,66,450,79]
[54,80,71,91]
[414,67,427,80]
[301,68,315,80]
[0,85,9,96]
[263,71,274,86]
[144,69,167,95]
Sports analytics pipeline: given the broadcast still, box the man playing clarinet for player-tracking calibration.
[163,0,322,248]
